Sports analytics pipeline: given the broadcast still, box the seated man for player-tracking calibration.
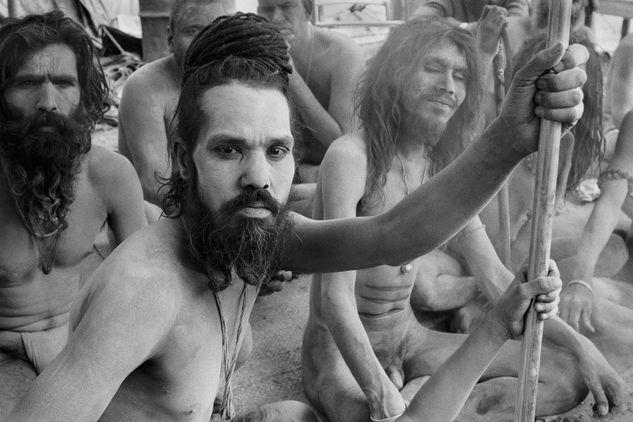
[303,17,623,422]
[257,0,364,181]
[118,0,228,208]
[6,12,588,422]
[0,12,147,419]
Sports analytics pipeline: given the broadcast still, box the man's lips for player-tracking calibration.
[235,202,274,218]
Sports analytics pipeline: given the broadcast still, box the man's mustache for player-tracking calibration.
[418,93,458,109]
[220,188,282,218]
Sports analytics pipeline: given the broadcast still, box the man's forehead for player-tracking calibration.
[175,2,225,28]
[199,83,293,142]
[422,40,467,68]
[15,44,78,77]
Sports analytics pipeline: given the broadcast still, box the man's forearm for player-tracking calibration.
[379,119,525,265]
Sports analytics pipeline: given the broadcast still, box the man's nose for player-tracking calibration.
[36,82,58,113]
[240,152,271,190]
[272,7,286,23]
[438,72,456,95]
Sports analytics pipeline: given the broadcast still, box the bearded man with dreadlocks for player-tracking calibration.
[0,11,147,418]
[302,16,624,422]
[6,11,591,422]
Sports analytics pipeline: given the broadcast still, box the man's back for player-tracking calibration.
[290,27,363,168]
[118,56,180,204]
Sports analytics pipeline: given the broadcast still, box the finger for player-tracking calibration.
[535,88,584,109]
[581,308,596,333]
[552,43,590,73]
[512,43,565,87]
[591,384,610,417]
[535,102,584,124]
[536,300,559,320]
[568,306,582,332]
[547,259,559,277]
[522,275,562,297]
[536,67,587,92]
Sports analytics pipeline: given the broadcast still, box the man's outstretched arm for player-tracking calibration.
[287,43,589,274]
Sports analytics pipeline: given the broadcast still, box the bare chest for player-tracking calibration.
[0,178,107,282]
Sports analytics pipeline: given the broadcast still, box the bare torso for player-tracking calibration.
[291,27,361,166]
[74,219,257,422]
[118,56,180,203]
[0,147,113,332]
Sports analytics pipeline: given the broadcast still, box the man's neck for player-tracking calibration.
[288,22,313,55]
[169,54,185,82]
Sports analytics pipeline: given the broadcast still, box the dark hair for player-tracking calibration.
[162,12,292,215]
[512,30,603,191]
[0,11,108,130]
[356,16,483,207]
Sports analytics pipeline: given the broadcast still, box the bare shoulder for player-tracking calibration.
[85,145,139,202]
[86,145,136,187]
[315,26,363,61]
[122,56,179,96]
[73,222,183,325]
[323,132,368,166]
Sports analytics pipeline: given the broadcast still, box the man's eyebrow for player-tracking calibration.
[11,73,78,83]
[208,134,294,145]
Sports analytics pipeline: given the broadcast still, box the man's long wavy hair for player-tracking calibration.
[161,12,293,217]
[357,16,483,208]
[512,31,603,190]
[0,11,108,238]
[0,11,108,130]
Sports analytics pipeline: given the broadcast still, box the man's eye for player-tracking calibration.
[17,80,38,87]
[183,27,200,36]
[454,71,467,81]
[216,146,241,157]
[268,146,289,159]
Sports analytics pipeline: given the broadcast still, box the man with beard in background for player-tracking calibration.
[0,11,147,418]
[6,12,588,422]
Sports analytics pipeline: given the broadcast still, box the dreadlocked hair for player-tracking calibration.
[160,12,292,216]
[513,30,603,191]
[356,16,483,208]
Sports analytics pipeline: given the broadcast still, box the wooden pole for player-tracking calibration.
[495,29,514,269]
[514,1,573,421]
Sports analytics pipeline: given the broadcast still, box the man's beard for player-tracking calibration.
[402,103,448,148]
[184,183,294,292]
[0,110,91,237]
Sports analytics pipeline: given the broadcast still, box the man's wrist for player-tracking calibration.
[472,119,526,173]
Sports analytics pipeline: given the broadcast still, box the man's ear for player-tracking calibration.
[174,139,193,181]
[167,25,174,47]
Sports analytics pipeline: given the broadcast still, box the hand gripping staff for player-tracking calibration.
[515,1,573,421]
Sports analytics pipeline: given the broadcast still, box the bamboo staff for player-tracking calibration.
[514,1,573,421]
[494,28,514,269]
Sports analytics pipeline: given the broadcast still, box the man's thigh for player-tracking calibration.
[0,353,37,419]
